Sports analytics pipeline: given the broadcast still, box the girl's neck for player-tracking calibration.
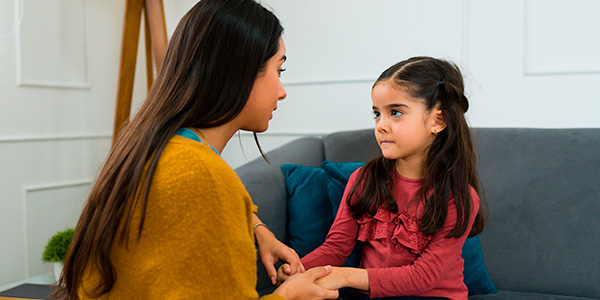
[395,157,424,179]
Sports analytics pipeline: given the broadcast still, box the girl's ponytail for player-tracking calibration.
[424,74,483,238]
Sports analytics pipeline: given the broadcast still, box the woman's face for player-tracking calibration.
[238,37,287,132]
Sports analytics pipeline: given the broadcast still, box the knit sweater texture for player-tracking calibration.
[79,135,283,300]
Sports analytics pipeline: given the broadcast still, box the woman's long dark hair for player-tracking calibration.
[54,0,283,298]
[348,57,485,238]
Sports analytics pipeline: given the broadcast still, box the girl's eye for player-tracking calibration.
[278,68,286,77]
[391,110,402,117]
[372,111,380,119]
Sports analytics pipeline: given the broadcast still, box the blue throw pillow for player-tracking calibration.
[321,160,366,217]
[280,164,333,257]
[463,236,498,295]
[320,160,497,296]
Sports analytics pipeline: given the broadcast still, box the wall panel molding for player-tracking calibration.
[247,131,324,137]
[15,0,90,89]
[0,133,112,144]
[460,0,471,63]
[21,179,92,277]
[522,0,600,76]
[282,77,374,87]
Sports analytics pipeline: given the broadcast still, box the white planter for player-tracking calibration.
[52,262,63,281]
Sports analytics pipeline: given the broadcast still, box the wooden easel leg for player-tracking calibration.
[113,0,144,143]
[144,0,168,70]
[144,12,154,92]
[112,0,167,144]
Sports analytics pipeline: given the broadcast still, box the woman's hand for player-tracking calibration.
[273,266,339,300]
[253,214,304,285]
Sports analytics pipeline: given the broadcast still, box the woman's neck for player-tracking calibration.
[192,124,238,154]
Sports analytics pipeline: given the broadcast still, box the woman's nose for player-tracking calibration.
[278,81,287,101]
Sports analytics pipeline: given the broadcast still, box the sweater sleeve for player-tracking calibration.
[366,189,481,298]
[301,170,361,269]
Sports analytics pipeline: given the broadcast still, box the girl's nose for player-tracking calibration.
[376,117,389,133]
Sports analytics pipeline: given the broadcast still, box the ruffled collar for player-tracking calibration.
[357,207,431,254]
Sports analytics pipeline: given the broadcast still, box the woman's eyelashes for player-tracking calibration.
[278,68,286,77]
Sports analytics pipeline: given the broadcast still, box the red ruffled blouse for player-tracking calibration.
[301,168,480,300]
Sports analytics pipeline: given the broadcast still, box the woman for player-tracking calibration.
[54,0,338,299]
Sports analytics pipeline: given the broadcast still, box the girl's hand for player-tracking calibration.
[315,266,346,290]
[276,263,296,285]
[273,266,339,300]
[255,224,305,285]
[315,267,370,291]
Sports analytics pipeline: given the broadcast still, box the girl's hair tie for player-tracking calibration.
[436,80,446,87]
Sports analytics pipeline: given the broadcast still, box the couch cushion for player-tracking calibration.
[281,164,333,257]
[322,160,366,216]
[471,128,600,298]
[462,236,497,296]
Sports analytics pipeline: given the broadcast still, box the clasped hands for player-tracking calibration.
[255,224,343,290]
[254,218,339,299]
[277,263,347,290]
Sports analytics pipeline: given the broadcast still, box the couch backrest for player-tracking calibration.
[321,128,600,298]
[236,136,325,293]
[323,129,380,162]
[471,128,600,298]
[240,128,600,297]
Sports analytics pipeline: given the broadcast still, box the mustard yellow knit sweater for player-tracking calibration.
[80,135,283,300]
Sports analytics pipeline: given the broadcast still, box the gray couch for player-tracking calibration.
[235,128,600,300]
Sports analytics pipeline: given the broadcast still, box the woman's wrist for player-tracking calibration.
[253,222,275,245]
[272,283,291,300]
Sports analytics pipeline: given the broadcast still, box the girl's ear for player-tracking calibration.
[433,110,447,134]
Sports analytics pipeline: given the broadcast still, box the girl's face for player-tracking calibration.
[238,37,287,133]
[371,80,444,176]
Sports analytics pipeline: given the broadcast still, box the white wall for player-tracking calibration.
[1,0,599,286]
[223,0,600,168]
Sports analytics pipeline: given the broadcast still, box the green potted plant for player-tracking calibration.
[42,228,75,280]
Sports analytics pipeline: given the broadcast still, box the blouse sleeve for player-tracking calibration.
[301,170,362,269]
[366,189,481,298]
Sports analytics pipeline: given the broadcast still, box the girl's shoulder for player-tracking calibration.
[346,165,368,190]
[468,185,481,209]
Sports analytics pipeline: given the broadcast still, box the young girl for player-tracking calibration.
[279,57,486,300]
[54,1,337,299]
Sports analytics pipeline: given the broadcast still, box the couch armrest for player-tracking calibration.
[235,136,325,294]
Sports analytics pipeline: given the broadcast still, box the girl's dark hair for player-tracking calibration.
[347,56,486,238]
[54,0,283,298]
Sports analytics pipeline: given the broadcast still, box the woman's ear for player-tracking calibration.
[433,110,447,134]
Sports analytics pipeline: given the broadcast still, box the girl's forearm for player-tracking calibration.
[341,267,370,291]
[319,267,369,291]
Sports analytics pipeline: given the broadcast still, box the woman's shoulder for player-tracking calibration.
[158,135,235,181]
